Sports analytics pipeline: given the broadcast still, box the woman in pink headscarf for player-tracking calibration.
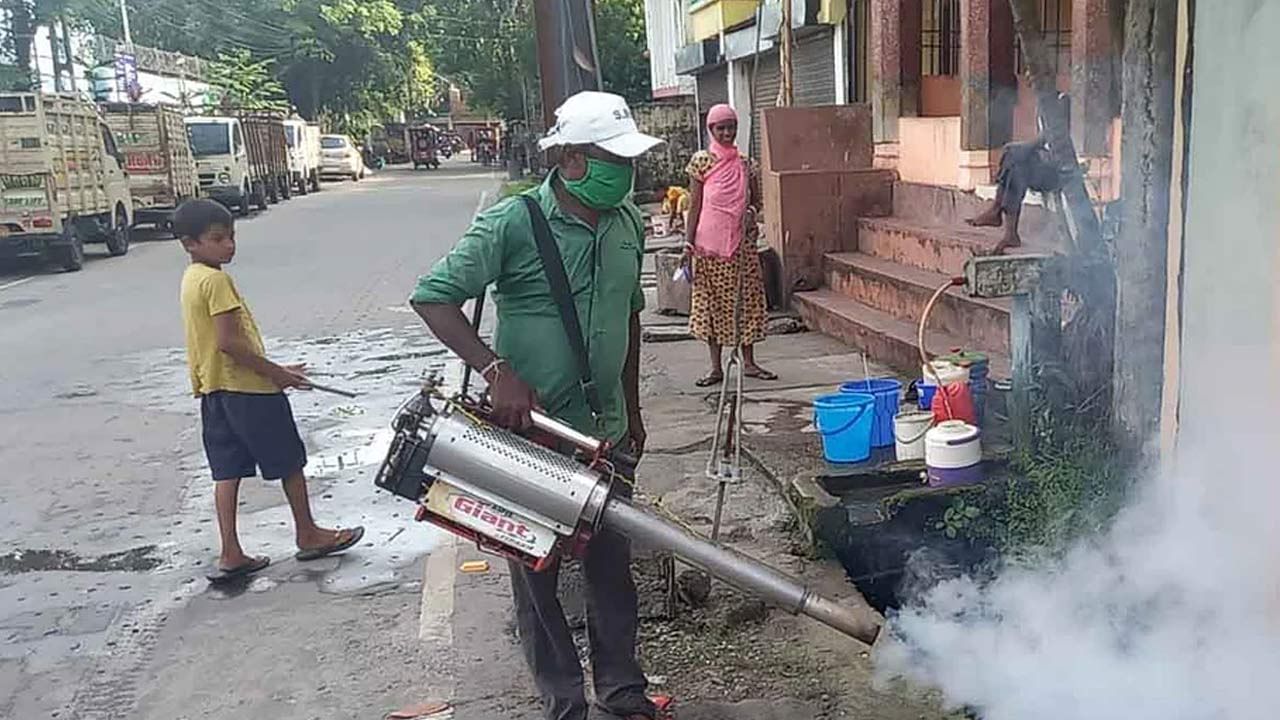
[682,103,775,386]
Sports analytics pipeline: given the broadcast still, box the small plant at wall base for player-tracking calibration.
[935,498,983,540]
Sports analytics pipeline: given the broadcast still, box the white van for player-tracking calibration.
[283,119,321,195]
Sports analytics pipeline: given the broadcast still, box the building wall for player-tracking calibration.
[633,98,699,193]
[895,116,961,187]
[644,0,696,97]
[1171,0,1280,457]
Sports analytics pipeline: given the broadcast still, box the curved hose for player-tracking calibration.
[917,277,968,421]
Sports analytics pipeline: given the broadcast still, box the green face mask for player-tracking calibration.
[563,157,633,210]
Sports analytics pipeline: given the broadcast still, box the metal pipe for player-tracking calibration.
[600,497,882,646]
[530,409,602,454]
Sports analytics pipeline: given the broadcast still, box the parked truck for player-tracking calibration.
[0,92,134,271]
[184,113,290,214]
[283,118,321,195]
[101,102,198,232]
[240,113,291,204]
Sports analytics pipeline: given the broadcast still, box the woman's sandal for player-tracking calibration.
[743,367,778,381]
[206,555,270,584]
[695,373,724,387]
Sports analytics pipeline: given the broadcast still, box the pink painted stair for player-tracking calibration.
[792,183,1020,381]
[824,251,1011,357]
[794,289,1012,380]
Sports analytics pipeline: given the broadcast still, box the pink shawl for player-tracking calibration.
[695,104,748,259]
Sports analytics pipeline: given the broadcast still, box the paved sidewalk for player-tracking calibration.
[446,300,948,719]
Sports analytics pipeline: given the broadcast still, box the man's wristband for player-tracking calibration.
[480,357,506,382]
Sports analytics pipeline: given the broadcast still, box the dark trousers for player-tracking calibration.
[997,141,1063,214]
[509,523,654,720]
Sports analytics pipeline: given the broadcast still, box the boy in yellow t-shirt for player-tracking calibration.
[176,199,364,584]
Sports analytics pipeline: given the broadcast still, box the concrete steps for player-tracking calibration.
[793,182,1021,381]
[856,216,1003,277]
[793,288,1011,380]
[824,251,1011,356]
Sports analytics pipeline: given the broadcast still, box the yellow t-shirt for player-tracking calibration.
[180,263,279,396]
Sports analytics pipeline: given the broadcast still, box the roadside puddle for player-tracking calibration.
[109,325,466,597]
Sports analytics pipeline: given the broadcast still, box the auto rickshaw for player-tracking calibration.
[409,125,440,170]
[473,129,497,167]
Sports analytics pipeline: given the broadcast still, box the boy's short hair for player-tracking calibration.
[173,199,234,242]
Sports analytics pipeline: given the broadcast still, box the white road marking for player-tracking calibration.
[418,535,458,643]
[0,276,35,292]
[473,189,490,216]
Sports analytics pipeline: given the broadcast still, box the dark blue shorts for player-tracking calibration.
[200,391,307,481]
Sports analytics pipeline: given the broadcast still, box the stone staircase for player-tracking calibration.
[791,182,1061,381]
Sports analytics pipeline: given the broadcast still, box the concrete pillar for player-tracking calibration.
[960,0,1016,150]
[728,58,754,154]
[870,0,921,144]
[958,0,1016,187]
[1071,0,1115,156]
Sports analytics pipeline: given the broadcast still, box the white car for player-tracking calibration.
[319,134,366,181]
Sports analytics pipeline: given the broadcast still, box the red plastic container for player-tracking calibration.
[930,382,977,425]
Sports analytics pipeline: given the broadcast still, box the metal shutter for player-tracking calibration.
[749,52,780,160]
[794,28,837,107]
[696,66,730,143]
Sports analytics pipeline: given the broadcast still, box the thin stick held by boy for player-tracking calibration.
[175,198,364,584]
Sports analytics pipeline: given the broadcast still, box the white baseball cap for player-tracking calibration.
[539,91,664,158]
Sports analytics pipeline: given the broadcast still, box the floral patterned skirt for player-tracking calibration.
[689,245,767,346]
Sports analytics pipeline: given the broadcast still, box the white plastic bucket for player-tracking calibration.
[893,411,933,462]
[922,360,969,387]
[924,420,983,487]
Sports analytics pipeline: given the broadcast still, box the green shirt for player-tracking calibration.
[411,173,645,442]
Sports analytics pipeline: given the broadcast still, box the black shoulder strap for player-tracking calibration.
[518,194,603,422]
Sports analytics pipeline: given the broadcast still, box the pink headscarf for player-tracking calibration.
[695,104,748,259]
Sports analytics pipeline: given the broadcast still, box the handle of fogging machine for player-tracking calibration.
[462,290,638,474]
[529,409,639,475]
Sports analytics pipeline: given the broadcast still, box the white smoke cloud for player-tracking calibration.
[877,425,1280,720]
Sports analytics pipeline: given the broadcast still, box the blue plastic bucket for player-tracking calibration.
[969,377,989,426]
[813,393,875,463]
[918,379,938,411]
[839,378,903,448]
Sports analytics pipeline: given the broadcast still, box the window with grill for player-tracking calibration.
[921,0,960,77]
[1015,0,1074,75]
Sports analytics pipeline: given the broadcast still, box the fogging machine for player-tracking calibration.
[373,378,881,645]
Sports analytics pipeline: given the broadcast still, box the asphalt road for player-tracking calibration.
[0,161,535,719]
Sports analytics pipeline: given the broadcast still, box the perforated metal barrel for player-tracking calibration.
[426,409,604,529]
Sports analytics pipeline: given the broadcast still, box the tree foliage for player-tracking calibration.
[595,0,651,104]
[206,49,288,113]
[2,0,653,129]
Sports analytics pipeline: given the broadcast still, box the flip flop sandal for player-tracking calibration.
[385,701,451,719]
[206,555,270,584]
[694,374,724,387]
[295,526,365,561]
[743,368,778,381]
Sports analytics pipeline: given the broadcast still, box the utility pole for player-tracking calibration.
[778,0,794,107]
[60,16,77,92]
[49,21,64,91]
[118,0,133,47]
[531,0,601,128]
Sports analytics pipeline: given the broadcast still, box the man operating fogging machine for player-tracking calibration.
[411,91,662,720]
[406,91,882,720]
